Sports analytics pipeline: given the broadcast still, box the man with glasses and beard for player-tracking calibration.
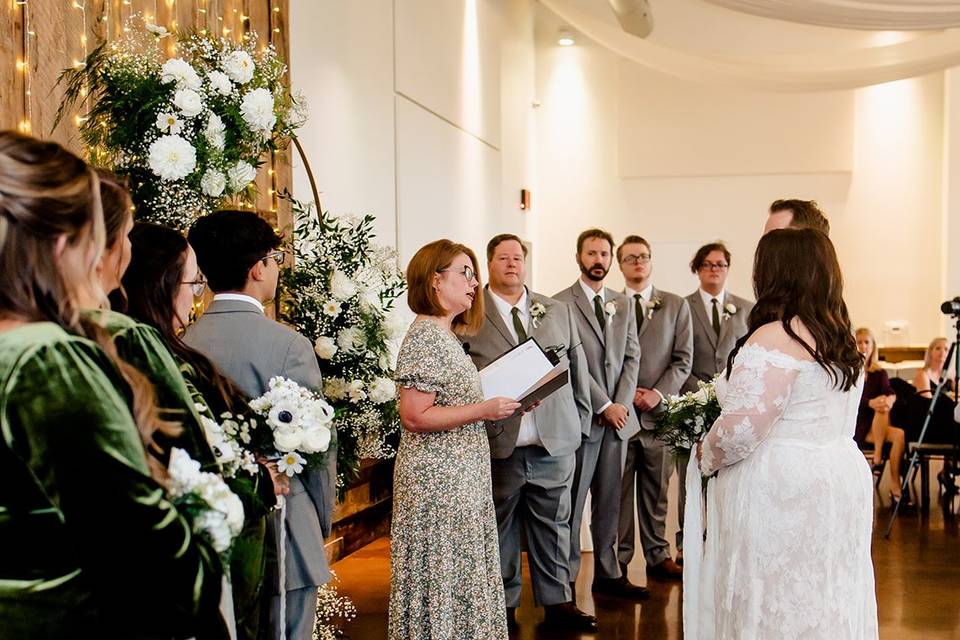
[553,229,647,599]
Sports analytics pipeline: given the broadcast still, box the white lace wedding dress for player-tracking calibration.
[684,341,878,640]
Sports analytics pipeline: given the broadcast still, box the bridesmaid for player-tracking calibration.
[119,220,287,640]
[0,131,222,637]
[389,239,519,640]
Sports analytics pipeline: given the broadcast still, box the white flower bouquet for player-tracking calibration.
[167,447,245,554]
[56,18,305,229]
[198,409,260,479]
[247,376,336,477]
[653,378,721,453]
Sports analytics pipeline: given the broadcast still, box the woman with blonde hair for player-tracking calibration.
[388,239,520,640]
[912,336,958,494]
[854,327,905,500]
[913,337,955,399]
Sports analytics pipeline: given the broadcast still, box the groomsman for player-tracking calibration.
[764,198,830,234]
[554,229,647,599]
[465,234,597,633]
[677,242,752,558]
[184,211,336,640]
[615,236,692,581]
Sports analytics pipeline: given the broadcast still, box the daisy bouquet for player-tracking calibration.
[653,377,721,453]
[247,376,336,477]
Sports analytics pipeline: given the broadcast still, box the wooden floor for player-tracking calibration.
[330,463,960,639]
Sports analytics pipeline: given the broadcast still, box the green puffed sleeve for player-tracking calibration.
[89,310,217,469]
[0,334,223,638]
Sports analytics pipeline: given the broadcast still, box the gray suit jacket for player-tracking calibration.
[631,287,694,430]
[183,298,336,593]
[553,281,641,442]
[465,287,592,459]
[682,291,754,393]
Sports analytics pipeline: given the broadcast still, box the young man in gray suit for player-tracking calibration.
[183,211,337,640]
[553,229,648,600]
[615,235,692,582]
[465,234,597,633]
[676,241,752,561]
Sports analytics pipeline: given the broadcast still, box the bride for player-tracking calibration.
[686,227,878,639]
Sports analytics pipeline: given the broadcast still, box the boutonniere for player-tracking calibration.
[604,300,618,318]
[647,296,663,320]
[723,302,737,318]
[529,301,547,329]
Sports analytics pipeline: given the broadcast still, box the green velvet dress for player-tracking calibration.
[0,322,223,638]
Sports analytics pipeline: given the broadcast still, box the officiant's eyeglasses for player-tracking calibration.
[262,250,288,267]
[438,265,478,284]
[183,275,207,298]
[620,253,651,265]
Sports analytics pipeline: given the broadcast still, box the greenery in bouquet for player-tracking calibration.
[654,378,722,454]
[56,18,305,229]
[278,194,407,490]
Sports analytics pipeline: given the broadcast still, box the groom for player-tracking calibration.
[184,210,337,640]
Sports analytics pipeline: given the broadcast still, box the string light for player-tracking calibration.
[16,0,33,135]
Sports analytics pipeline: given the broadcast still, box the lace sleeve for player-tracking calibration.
[699,348,801,475]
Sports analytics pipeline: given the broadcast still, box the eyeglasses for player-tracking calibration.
[438,265,478,284]
[620,254,651,265]
[699,261,728,271]
[182,274,207,298]
[262,250,288,267]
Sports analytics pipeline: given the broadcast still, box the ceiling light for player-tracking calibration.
[558,29,575,46]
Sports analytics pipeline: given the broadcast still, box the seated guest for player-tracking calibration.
[0,130,222,637]
[120,221,287,640]
[854,328,905,500]
[913,337,955,400]
[912,337,958,493]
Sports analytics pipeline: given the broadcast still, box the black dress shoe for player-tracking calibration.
[506,607,518,631]
[544,602,598,633]
[591,576,651,600]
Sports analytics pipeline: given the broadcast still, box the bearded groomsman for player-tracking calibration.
[465,234,597,633]
[554,229,648,599]
[615,236,692,582]
[676,242,753,559]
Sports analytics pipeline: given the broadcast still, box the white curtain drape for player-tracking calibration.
[704,1,960,32]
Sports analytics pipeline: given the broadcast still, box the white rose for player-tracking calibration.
[227,161,257,192]
[301,427,331,454]
[161,58,202,89]
[173,88,204,118]
[200,169,226,197]
[385,312,409,341]
[330,270,357,301]
[367,377,396,404]
[314,336,338,360]
[337,327,366,354]
[204,113,226,150]
[605,300,617,317]
[240,87,277,133]
[221,50,255,84]
[155,111,182,134]
[347,379,367,403]
[273,428,303,453]
[208,70,232,96]
[359,289,381,313]
[148,135,196,181]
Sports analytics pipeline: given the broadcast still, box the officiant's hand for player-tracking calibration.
[480,397,522,421]
[634,387,661,412]
[603,403,628,430]
[522,400,542,415]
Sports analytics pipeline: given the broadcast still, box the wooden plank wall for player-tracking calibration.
[0,0,292,232]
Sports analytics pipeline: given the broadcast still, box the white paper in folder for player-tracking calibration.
[478,339,555,400]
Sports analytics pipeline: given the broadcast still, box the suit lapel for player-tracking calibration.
[637,287,654,339]
[571,282,604,343]
[690,292,719,351]
[717,295,741,348]
[483,288,517,346]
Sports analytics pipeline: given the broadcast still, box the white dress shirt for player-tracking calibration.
[489,288,542,448]
[578,279,612,415]
[213,292,265,314]
[698,288,727,325]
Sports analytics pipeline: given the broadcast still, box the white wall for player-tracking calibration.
[290,0,537,278]
[533,5,946,344]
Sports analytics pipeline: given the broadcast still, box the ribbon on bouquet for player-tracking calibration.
[682,450,717,640]
[275,494,287,640]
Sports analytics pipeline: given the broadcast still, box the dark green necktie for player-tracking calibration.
[634,294,644,332]
[593,295,605,331]
[711,298,721,336]
[511,307,527,342]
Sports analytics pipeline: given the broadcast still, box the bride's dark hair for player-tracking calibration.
[726,227,862,391]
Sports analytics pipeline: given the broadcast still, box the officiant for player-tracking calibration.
[463,234,597,633]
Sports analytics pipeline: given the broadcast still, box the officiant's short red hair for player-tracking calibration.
[406,239,484,335]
